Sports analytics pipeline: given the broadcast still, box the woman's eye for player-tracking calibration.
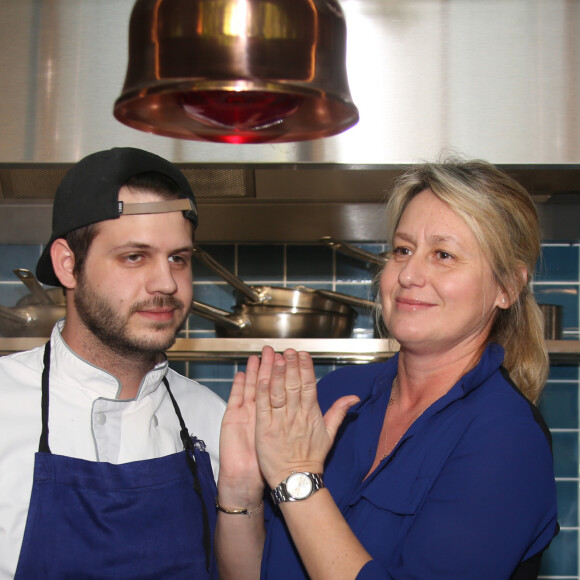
[393,246,411,256]
[436,250,453,260]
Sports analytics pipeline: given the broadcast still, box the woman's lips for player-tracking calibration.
[395,297,434,311]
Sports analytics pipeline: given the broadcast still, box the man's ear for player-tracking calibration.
[50,239,77,290]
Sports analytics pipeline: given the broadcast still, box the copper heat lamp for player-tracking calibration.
[113,0,359,144]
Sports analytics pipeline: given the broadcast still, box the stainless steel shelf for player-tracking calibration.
[169,338,401,362]
[0,338,578,363]
[544,340,580,363]
[0,337,400,362]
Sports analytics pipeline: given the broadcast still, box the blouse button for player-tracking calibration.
[95,413,107,425]
[152,415,159,427]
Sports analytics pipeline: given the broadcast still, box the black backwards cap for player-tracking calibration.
[36,147,198,287]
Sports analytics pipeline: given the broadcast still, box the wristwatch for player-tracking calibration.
[271,472,325,505]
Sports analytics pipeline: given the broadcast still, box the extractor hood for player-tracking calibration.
[1,0,580,243]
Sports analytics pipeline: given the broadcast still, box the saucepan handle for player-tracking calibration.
[319,236,387,266]
[192,244,262,303]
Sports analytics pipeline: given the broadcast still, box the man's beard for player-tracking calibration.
[73,274,188,358]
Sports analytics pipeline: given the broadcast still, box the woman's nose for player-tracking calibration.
[398,254,426,287]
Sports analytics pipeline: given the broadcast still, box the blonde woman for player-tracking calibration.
[216,158,558,580]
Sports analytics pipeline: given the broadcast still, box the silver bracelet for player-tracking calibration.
[215,496,264,517]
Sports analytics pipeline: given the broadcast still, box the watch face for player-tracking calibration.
[286,472,313,500]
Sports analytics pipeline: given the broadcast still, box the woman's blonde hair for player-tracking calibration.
[381,157,548,403]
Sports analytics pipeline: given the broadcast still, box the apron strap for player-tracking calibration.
[39,341,51,453]
[163,377,212,572]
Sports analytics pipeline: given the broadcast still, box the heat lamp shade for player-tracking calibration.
[113,0,359,144]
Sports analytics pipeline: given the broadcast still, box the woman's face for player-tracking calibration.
[380,189,507,355]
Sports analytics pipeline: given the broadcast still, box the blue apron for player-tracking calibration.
[14,342,218,579]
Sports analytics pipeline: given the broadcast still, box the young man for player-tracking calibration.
[0,147,226,579]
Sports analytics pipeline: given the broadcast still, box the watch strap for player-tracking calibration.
[271,472,325,505]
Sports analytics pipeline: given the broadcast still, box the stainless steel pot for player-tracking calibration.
[191,301,355,338]
[192,243,375,311]
[320,237,389,337]
[539,304,563,340]
[0,269,65,337]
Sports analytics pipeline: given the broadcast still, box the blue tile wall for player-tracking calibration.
[535,244,580,340]
[0,240,578,578]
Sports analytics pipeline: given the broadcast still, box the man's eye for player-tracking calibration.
[393,246,411,256]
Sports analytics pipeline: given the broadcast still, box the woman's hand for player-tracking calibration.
[218,349,276,507]
[216,351,276,580]
[255,347,360,489]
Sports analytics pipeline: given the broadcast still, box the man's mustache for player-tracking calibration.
[130,295,185,314]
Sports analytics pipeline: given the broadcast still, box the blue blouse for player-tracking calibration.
[260,343,558,579]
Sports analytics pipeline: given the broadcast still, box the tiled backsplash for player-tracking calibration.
[0,241,578,577]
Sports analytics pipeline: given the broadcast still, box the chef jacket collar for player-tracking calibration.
[48,319,169,400]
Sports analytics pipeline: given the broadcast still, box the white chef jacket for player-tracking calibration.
[0,320,226,580]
